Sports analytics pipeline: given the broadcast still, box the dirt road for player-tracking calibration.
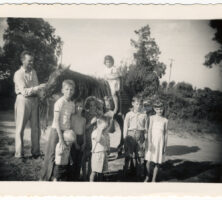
[0,111,221,182]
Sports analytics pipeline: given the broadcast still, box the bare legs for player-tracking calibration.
[112,93,118,115]
[144,161,150,182]
[152,164,159,182]
[90,171,96,182]
[144,162,159,182]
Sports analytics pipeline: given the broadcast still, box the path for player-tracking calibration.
[0,111,221,182]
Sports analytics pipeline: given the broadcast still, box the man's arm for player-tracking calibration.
[14,70,45,97]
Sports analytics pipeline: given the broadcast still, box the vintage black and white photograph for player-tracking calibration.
[0,17,222,183]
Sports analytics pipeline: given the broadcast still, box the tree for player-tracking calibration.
[124,25,166,97]
[0,18,63,96]
[168,81,176,89]
[204,20,222,68]
[175,82,194,98]
[161,81,168,91]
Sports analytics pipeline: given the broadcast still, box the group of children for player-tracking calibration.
[40,55,168,182]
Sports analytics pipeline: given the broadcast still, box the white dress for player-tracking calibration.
[104,66,120,95]
[145,115,168,164]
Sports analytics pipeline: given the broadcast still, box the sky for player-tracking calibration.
[0,18,222,91]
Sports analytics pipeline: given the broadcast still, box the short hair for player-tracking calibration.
[62,79,75,89]
[104,55,114,65]
[20,50,33,61]
[132,95,143,104]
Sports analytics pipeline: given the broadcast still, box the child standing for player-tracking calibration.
[104,55,120,116]
[41,80,75,181]
[144,101,168,182]
[82,96,98,180]
[123,96,148,179]
[70,99,86,181]
[104,96,121,159]
[53,130,76,181]
[90,115,111,182]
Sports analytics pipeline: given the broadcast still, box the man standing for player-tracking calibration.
[13,51,46,159]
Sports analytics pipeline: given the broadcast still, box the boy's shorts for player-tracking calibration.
[124,130,145,159]
[91,151,108,173]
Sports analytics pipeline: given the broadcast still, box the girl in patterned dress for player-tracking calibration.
[90,115,111,182]
[144,101,168,182]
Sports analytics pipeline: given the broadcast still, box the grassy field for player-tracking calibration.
[0,110,221,182]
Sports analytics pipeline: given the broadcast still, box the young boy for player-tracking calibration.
[104,55,120,116]
[123,96,148,180]
[53,130,76,181]
[70,98,86,181]
[41,79,75,181]
[90,115,111,182]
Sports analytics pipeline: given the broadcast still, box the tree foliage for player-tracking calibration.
[204,20,222,68]
[155,81,222,122]
[123,25,166,98]
[0,18,63,96]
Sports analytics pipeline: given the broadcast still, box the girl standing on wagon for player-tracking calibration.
[144,101,168,182]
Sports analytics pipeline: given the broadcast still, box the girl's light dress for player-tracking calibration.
[145,115,168,164]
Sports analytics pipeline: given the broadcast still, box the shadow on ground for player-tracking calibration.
[166,145,200,156]
[0,130,221,182]
[104,159,221,183]
[160,159,221,182]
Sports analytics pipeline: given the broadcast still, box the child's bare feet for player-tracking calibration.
[144,176,149,182]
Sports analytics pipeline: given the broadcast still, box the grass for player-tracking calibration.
[168,119,222,141]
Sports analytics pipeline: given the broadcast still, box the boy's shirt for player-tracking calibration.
[91,128,110,153]
[124,111,148,133]
[51,96,75,131]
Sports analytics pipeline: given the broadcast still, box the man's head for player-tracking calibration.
[61,80,75,100]
[20,51,33,71]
